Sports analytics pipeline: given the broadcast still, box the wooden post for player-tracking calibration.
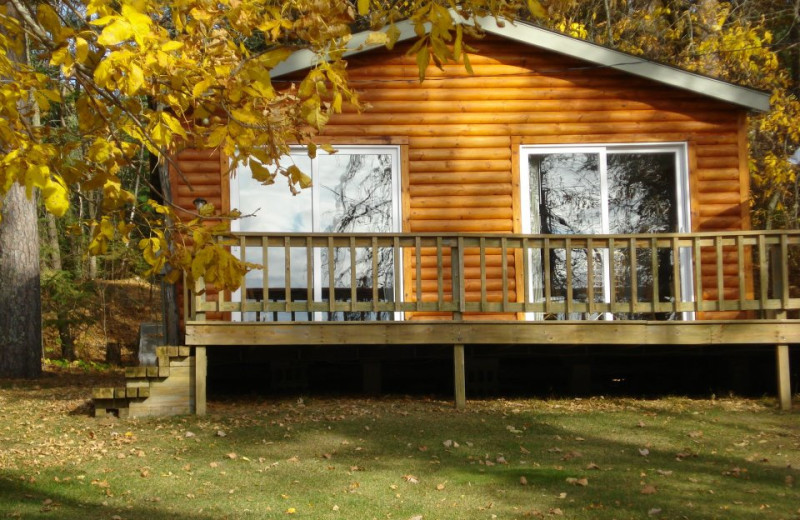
[770,242,792,411]
[452,237,466,410]
[454,344,466,410]
[195,347,207,416]
[776,344,791,411]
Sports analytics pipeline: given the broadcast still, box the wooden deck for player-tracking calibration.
[186,320,800,347]
[184,230,799,412]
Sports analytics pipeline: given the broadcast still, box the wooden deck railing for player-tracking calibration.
[187,230,800,322]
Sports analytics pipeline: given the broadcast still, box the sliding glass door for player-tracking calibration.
[231,146,401,321]
[520,144,692,320]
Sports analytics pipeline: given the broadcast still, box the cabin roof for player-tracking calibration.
[270,14,771,112]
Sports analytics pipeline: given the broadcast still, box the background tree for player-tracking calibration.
[542,0,800,230]
[0,0,542,376]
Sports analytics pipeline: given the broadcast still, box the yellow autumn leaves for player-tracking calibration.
[1,0,541,290]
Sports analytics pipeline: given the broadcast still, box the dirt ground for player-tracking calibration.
[43,278,163,366]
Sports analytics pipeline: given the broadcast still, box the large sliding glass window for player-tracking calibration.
[520,144,692,320]
[231,146,402,321]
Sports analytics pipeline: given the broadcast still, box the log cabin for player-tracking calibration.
[93,16,800,417]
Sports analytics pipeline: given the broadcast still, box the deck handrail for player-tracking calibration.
[187,230,800,322]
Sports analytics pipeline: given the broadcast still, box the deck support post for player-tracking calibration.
[770,246,791,411]
[776,344,791,411]
[195,347,207,416]
[454,344,466,410]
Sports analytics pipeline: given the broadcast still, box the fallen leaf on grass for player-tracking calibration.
[688,430,704,439]
[566,477,588,486]
[648,507,662,516]
[641,484,658,495]
[216,430,226,437]
[408,515,423,520]
[520,476,528,485]
[639,448,650,457]
[723,467,747,477]
[403,474,419,484]
[226,453,237,460]
[435,483,445,491]
[586,463,601,470]
[656,469,673,476]
[562,451,582,461]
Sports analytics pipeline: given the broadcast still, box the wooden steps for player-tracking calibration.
[93,346,197,418]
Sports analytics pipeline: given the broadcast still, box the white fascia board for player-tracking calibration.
[469,15,770,112]
[270,13,770,113]
[269,19,422,78]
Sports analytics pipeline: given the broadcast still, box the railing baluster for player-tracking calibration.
[737,234,746,309]
[629,238,638,315]
[436,237,444,309]
[671,236,680,315]
[522,237,531,312]
[543,237,551,314]
[565,237,573,316]
[268,236,269,321]
[372,236,379,313]
[393,236,401,313]
[608,237,616,312]
[415,236,422,312]
[350,236,357,313]
[758,234,768,311]
[327,236,335,315]
[586,238,595,315]
[779,233,789,310]
[239,235,247,314]
[501,237,509,312]
[284,236,292,315]
[693,236,703,313]
[456,236,466,316]
[716,235,724,309]
[306,236,314,310]
[479,237,487,311]
[650,237,658,316]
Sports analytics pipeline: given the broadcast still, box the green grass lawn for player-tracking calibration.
[1,369,798,520]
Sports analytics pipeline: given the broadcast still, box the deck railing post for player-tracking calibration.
[769,238,792,411]
[451,236,466,410]
[193,277,206,322]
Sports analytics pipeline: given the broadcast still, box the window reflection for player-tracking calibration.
[318,153,395,321]
[235,148,398,322]
[529,149,680,320]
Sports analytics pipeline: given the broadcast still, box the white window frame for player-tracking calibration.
[519,143,694,320]
[230,145,403,321]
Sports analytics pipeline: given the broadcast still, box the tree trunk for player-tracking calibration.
[0,3,41,378]
[158,156,181,346]
[0,184,43,378]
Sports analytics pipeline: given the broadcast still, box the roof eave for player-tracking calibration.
[270,14,771,113]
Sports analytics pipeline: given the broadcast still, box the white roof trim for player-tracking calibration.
[270,15,770,112]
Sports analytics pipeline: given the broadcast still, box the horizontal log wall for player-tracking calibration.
[172,36,752,324]
[170,148,230,327]
[324,37,749,319]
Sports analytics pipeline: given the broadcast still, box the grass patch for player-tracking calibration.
[0,370,798,519]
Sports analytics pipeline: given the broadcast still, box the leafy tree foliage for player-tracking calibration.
[542,0,800,229]
[0,0,539,294]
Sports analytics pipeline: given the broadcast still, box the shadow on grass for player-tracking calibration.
[0,475,216,520]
